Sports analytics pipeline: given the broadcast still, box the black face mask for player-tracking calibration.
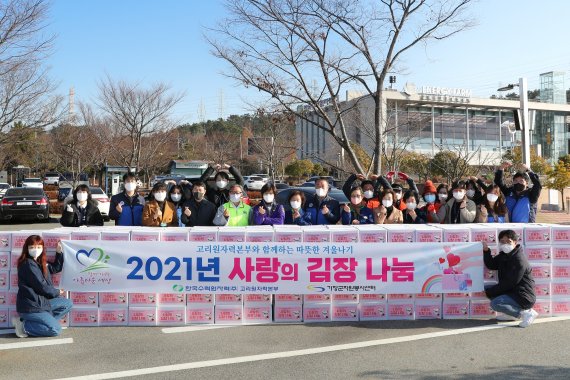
[514,183,525,192]
[193,192,205,201]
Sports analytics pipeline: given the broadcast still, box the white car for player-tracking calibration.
[243,176,265,191]
[22,178,44,189]
[64,186,110,221]
[250,174,269,183]
[43,172,61,186]
[0,183,10,198]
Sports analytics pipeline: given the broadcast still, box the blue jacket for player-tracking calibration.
[284,208,313,226]
[17,253,64,314]
[303,194,340,225]
[252,201,285,225]
[495,169,541,223]
[109,192,145,226]
[341,205,375,225]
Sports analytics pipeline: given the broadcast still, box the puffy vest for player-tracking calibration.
[224,202,251,226]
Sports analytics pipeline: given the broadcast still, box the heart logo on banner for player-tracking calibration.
[443,246,452,254]
[447,253,461,267]
[75,248,110,273]
[438,257,445,264]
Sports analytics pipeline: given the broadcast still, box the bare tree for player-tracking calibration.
[96,75,184,173]
[208,0,474,174]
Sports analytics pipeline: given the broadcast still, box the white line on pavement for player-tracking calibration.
[161,325,236,334]
[54,316,570,380]
[0,338,73,350]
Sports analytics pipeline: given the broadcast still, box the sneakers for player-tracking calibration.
[496,313,517,321]
[11,317,28,338]
[519,309,538,328]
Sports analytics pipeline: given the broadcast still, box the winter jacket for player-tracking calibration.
[252,201,285,226]
[109,192,145,226]
[181,198,217,227]
[213,202,252,226]
[60,201,104,227]
[341,204,375,225]
[200,166,245,208]
[17,253,64,314]
[494,169,542,223]
[303,194,340,225]
[402,208,427,224]
[342,174,381,210]
[484,245,536,309]
[441,197,476,224]
[142,200,179,227]
[284,208,313,226]
[475,205,509,223]
[373,206,403,224]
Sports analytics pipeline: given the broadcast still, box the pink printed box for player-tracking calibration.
[243,305,273,324]
[415,293,443,300]
[328,226,359,243]
[387,294,415,303]
[530,263,552,280]
[217,228,246,242]
[160,229,189,242]
[158,293,186,305]
[437,226,470,243]
[98,308,128,326]
[186,305,215,324]
[100,231,131,241]
[243,294,272,304]
[70,231,101,241]
[553,246,570,261]
[0,271,8,290]
[186,294,214,304]
[0,232,11,251]
[0,252,9,270]
[359,303,387,321]
[42,232,71,251]
[332,294,359,303]
[382,225,414,243]
[387,302,415,320]
[214,305,243,324]
[70,292,99,306]
[245,227,274,243]
[443,292,470,301]
[0,308,9,328]
[442,301,470,319]
[11,232,35,250]
[551,225,570,245]
[188,227,217,242]
[414,301,442,320]
[355,225,387,244]
[274,294,303,304]
[551,282,570,297]
[303,227,331,243]
[303,304,331,322]
[157,307,186,326]
[52,273,61,288]
[359,294,387,303]
[524,246,552,262]
[552,298,570,316]
[534,282,552,297]
[534,298,552,318]
[215,294,242,304]
[128,293,157,306]
[10,252,19,269]
[414,226,442,243]
[99,292,128,306]
[128,307,157,326]
[524,225,551,245]
[0,291,16,306]
[70,307,99,327]
[469,300,496,319]
[274,305,303,322]
[273,226,303,243]
[331,304,359,322]
[470,225,498,244]
[303,294,331,303]
[553,263,570,280]
[130,230,160,241]
[498,224,524,239]
[469,291,488,300]
[9,271,18,291]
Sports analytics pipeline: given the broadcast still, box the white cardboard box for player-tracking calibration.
[128,307,157,326]
[274,305,303,322]
[70,307,99,327]
[358,303,387,321]
[98,307,129,326]
[186,305,215,324]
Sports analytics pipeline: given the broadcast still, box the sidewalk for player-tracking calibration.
[536,210,570,224]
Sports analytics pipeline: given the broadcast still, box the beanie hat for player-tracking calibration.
[423,180,437,195]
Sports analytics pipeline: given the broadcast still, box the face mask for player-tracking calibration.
[290,200,301,210]
[439,193,448,201]
[382,199,393,208]
[466,189,476,198]
[171,193,182,202]
[76,192,88,202]
[230,193,241,203]
[193,192,204,201]
[453,191,465,201]
[350,196,362,206]
[28,247,42,259]
[486,193,499,203]
[395,192,402,200]
[315,188,327,197]
[406,202,416,210]
[363,190,374,199]
[499,243,515,254]
[216,180,228,189]
[154,192,167,202]
[124,182,137,192]
[424,194,436,203]
[263,194,274,204]
[514,183,525,192]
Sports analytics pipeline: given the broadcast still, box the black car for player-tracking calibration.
[0,188,50,221]
[275,186,349,210]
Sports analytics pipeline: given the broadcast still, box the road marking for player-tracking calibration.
[0,338,73,350]
[162,325,236,334]
[55,316,570,380]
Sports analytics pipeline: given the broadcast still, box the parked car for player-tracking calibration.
[275,182,290,191]
[58,186,73,202]
[58,172,89,187]
[21,178,44,189]
[0,188,50,221]
[243,176,265,191]
[43,172,61,186]
[0,183,10,199]
[63,186,111,221]
[275,187,349,211]
[250,174,269,183]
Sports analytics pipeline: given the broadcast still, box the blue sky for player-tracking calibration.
[46,0,570,124]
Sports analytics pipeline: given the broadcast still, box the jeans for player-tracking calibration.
[19,297,73,337]
[489,294,523,318]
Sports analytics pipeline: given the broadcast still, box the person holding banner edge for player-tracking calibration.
[12,236,73,338]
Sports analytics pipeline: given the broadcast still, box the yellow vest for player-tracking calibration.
[223,202,251,226]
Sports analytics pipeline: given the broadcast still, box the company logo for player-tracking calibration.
[306,285,325,293]
[172,284,184,292]
[76,248,110,273]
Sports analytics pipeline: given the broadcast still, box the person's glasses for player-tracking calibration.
[230,192,242,195]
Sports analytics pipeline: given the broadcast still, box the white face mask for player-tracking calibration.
[395,192,402,200]
[499,243,515,254]
[406,202,416,210]
[77,192,88,202]
[315,188,327,197]
[28,247,43,259]
[171,194,182,202]
[290,200,301,210]
[216,180,228,189]
[263,194,274,204]
[363,190,374,199]
[124,182,137,192]
[230,193,241,203]
[154,192,167,202]
[382,199,393,208]
[466,189,476,198]
[438,193,448,201]
[453,191,465,201]
[486,193,499,203]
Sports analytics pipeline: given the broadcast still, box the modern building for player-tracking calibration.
[296,73,570,169]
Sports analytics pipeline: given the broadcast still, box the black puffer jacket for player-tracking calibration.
[60,200,104,227]
[17,253,63,313]
[484,245,535,309]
